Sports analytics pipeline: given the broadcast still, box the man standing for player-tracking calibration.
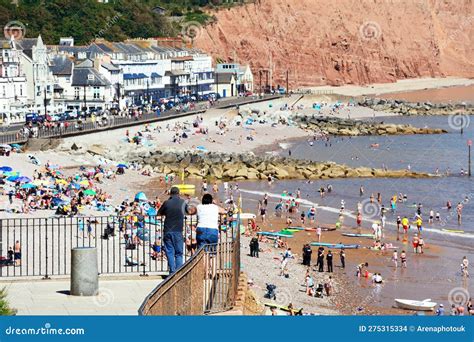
[317,248,325,272]
[327,250,333,272]
[158,187,190,274]
[339,249,345,269]
[302,244,312,266]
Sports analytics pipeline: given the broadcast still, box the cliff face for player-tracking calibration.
[194,0,474,88]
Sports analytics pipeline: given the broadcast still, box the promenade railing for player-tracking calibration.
[0,214,235,279]
[138,219,241,315]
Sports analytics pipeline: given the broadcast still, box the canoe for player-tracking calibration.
[263,302,302,314]
[288,226,335,232]
[310,242,359,249]
[279,229,295,235]
[287,226,305,230]
[442,229,464,234]
[175,184,196,190]
[394,298,437,311]
[342,233,375,238]
[257,232,294,238]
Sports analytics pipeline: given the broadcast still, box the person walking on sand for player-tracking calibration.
[340,249,346,268]
[326,250,333,273]
[356,212,362,229]
[14,240,21,266]
[400,250,407,268]
[392,249,398,268]
[412,234,420,254]
[324,276,333,296]
[316,226,322,242]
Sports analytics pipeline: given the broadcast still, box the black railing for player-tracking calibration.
[0,214,235,279]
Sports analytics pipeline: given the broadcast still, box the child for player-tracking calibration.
[400,250,407,268]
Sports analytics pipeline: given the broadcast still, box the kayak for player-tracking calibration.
[278,229,294,236]
[283,229,301,233]
[175,184,196,190]
[310,242,359,249]
[263,302,302,314]
[258,232,294,238]
[342,233,375,238]
[321,227,337,232]
[442,229,464,234]
[394,298,437,311]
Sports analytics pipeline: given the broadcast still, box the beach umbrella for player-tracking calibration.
[4,171,19,177]
[70,182,81,189]
[84,189,97,196]
[55,179,68,185]
[16,176,32,183]
[79,180,90,187]
[21,183,37,189]
[0,166,13,172]
[6,176,19,182]
[134,192,147,202]
[117,163,128,168]
[33,179,49,186]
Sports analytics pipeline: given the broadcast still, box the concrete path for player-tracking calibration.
[3,277,161,315]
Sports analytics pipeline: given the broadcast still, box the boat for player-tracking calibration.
[284,229,302,233]
[342,233,375,238]
[263,302,302,315]
[321,227,337,232]
[394,298,437,311]
[310,242,359,249]
[279,229,295,236]
[442,229,464,234]
[257,232,294,238]
[175,184,196,190]
[288,226,335,232]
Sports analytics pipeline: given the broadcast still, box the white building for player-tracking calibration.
[216,62,254,93]
[0,39,28,123]
[16,36,58,114]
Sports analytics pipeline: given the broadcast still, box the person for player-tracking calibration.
[316,226,322,242]
[436,304,445,316]
[157,187,190,274]
[326,250,333,272]
[359,185,364,197]
[392,250,398,268]
[317,248,325,272]
[429,209,434,224]
[305,274,315,296]
[396,216,401,239]
[357,262,368,277]
[456,202,463,225]
[372,273,383,284]
[418,236,425,254]
[400,250,407,268]
[412,234,419,254]
[324,276,333,296]
[280,248,294,276]
[302,244,312,266]
[461,256,469,277]
[450,304,457,316]
[356,212,362,229]
[401,216,409,234]
[188,193,226,251]
[14,240,21,266]
[250,236,259,258]
[339,249,346,268]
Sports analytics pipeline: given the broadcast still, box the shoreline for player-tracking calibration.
[301,77,474,98]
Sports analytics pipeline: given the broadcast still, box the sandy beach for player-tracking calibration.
[303,77,474,97]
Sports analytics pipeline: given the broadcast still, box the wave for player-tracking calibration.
[239,188,474,240]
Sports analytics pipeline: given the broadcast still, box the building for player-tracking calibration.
[0,39,28,123]
[214,72,237,98]
[16,36,57,114]
[216,62,254,93]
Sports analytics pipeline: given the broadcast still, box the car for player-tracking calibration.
[64,111,78,120]
[25,113,45,124]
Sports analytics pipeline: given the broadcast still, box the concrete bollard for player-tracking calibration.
[70,247,98,296]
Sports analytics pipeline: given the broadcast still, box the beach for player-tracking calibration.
[0,89,472,315]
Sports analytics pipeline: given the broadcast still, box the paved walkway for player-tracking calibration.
[3,277,161,315]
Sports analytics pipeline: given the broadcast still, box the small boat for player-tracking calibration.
[310,242,359,249]
[283,228,301,233]
[258,232,294,238]
[321,227,337,232]
[278,229,294,236]
[442,229,464,234]
[394,298,437,311]
[342,233,375,238]
[288,226,318,232]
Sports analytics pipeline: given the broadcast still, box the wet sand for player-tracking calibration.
[376,85,474,104]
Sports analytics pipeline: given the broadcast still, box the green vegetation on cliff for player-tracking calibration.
[0,0,250,45]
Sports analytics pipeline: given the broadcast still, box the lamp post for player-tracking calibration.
[468,139,472,177]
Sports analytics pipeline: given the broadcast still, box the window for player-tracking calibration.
[93,87,100,99]
[74,87,80,100]
[2,86,5,97]
[19,85,22,96]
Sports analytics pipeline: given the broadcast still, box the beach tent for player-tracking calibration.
[134,192,148,202]
[0,166,13,172]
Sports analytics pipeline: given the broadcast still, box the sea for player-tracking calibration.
[235,87,474,310]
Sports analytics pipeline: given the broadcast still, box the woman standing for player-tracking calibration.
[189,193,226,250]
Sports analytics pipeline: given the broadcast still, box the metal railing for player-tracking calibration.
[0,214,235,279]
[0,94,282,145]
[139,219,241,315]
